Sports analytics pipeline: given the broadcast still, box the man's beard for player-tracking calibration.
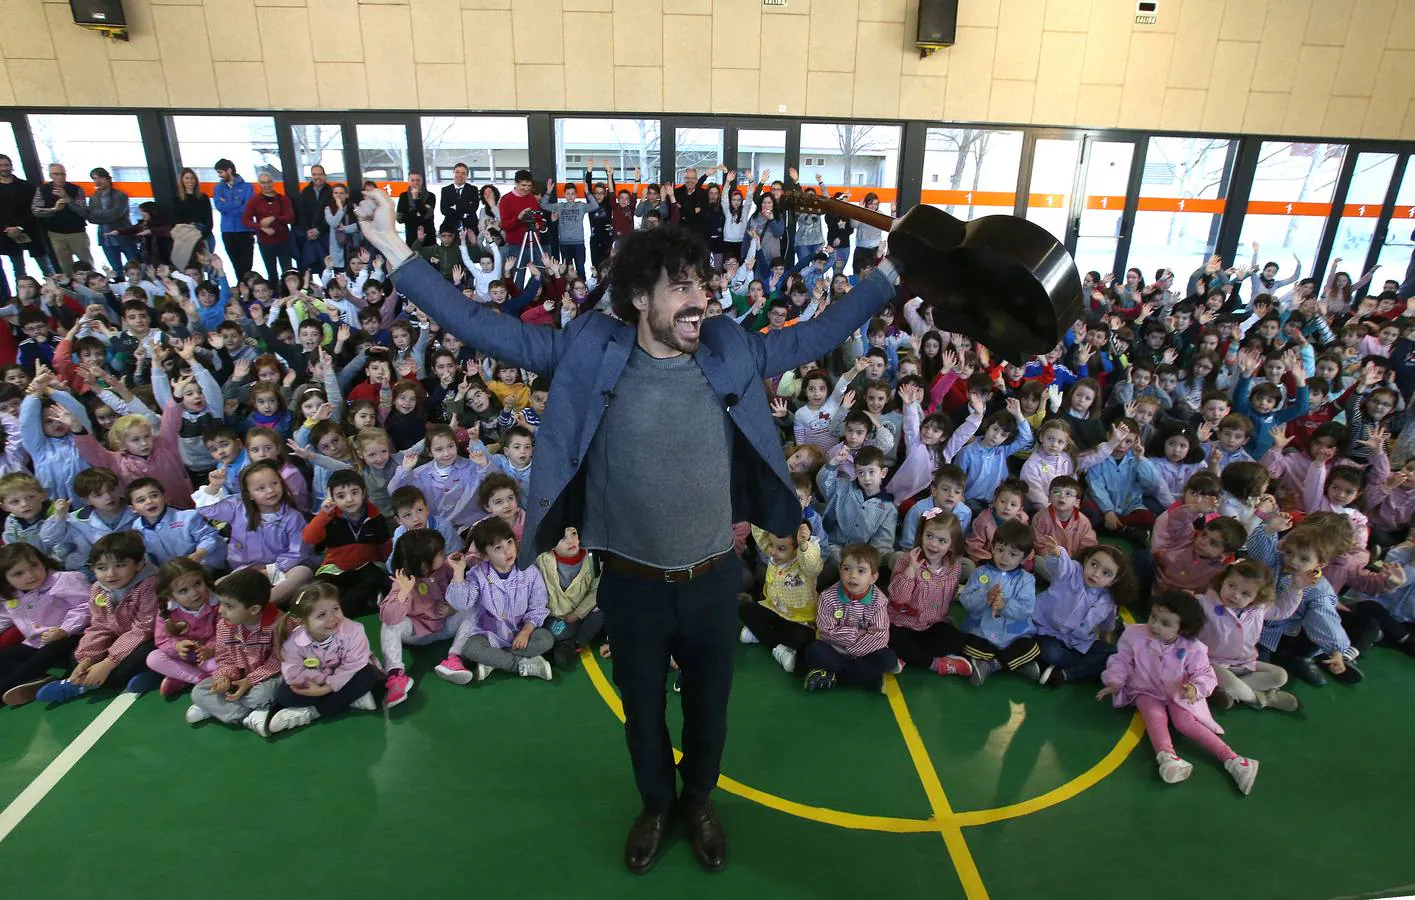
[648,304,702,354]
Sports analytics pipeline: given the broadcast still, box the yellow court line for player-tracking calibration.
[885,676,990,900]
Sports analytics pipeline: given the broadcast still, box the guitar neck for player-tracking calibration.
[811,195,896,232]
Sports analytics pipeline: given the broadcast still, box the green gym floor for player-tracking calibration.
[2,613,1414,900]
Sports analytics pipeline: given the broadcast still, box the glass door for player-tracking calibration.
[734,124,790,188]
[288,122,347,183]
[1022,132,1139,276]
[675,127,723,183]
[351,122,411,196]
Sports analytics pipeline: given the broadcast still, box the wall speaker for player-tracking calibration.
[916,0,958,48]
[71,0,128,41]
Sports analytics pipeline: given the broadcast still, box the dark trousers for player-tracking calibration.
[888,621,966,669]
[738,601,815,653]
[292,229,326,274]
[259,239,297,281]
[589,231,613,272]
[222,231,256,278]
[1036,634,1114,681]
[0,634,81,693]
[1341,601,1412,654]
[274,665,379,718]
[550,608,605,646]
[597,554,739,814]
[802,641,898,685]
[315,565,390,618]
[562,241,586,279]
[961,633,1041,671]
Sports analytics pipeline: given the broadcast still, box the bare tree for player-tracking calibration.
[925,128,994,217]
[291,124,343,179]
[832,124,888,186]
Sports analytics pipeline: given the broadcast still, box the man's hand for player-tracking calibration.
[355,189,415,268]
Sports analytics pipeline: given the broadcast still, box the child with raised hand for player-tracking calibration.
[899,465,971,550]
[1247,517,1362,686]
[1078,419,1159,542]
[1148,475,1247,595]
[193,461,315,606]
[51,467,136,571]
[1339,543,1413,655]
[1032,534,1132,687]
[1366,435,1415,549]
[187,568,283,736]
[1020,419,1077,511]
[388,423,492,530]
[301,469,392,617]
[1233,346,1309,458]
[0,544,91,706]
[824,408,888,481]
[49,369,192,508]
[1030,474,1097,559]
[145,558,219,698]
[792,366,854,449]
[0,472,75,562]
[380,529,457,707]
[244,426,310,513]
[537,526,604,670]
[958,520,1041,685]
[1147,422,1214,511]
[817,444,897,563]
[739,521,823,675]
[267,582,379,734]
[286,420,355,511]
[1207,413,1257,468]
[36,532,160,704]
[149,337,224,481]
[19,372,90,504]
[442,517,553,683]
[801,542,899,692]
[129,478,227,568]
[888,509,972,678]
[964,478,1029,564]
[1301,440,1371,564]
[1100,590,1259,795]
[887,380,980,505]
[954,397,1033,512]
[1198,558,1303,712]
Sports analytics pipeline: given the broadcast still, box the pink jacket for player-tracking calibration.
[280,618,372,691]
[0,570,90,648]
[1020,452,1074,510]
[1366,451,1415,534]
[965,508,1029,563]
[153,597,220,661]
[1197,586,1301,671]
[1261,447,1317,510]
[1151,506,1228,594]
[378,566,453,638]
[1030,507,1097,559]
[886,402,979,503]
[1102,623,1222,734]
[73,401,192,509]
[1302,457,1369,548]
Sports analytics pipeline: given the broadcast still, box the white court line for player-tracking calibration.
[0,692,137,844]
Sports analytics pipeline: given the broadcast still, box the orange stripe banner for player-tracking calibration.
[1246,200,1332,217]
[919,189,1016,206]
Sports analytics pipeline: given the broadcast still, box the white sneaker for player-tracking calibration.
[1156,751,1193,784]
[739,626,759,645]
[184,705,212,724]
[516,656,553,681]
[476,663,495,682]
[1224,756,1259,795]
[771,645,797,673]
[351,692,377,711]
[268,707,318,734]
[243,709,270,737]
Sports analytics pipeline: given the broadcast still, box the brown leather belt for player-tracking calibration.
[600,551,733,584]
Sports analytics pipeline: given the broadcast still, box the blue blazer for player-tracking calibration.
[391,257,898,565]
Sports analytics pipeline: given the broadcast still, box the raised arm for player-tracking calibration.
[754,263,899,376]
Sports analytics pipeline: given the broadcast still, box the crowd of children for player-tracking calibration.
[0,169,1413,797]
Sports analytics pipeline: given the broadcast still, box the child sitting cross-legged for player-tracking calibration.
[266,582,380,735]
[441,517,554,683]
[186,568,283,736]
[739,521,824,675]
[36,532,160,704]
[537,526,604,670]
[957,520,1041,685]
[301,469,392,617]
[1032,535,1133,687]
[380,529,457,708]
[1030,474,1098,559]
[887,509,973,678]
[1079,419,1159,543]
[801,542,900,693]
[194,461,315,606]
[0,543,91,706]
[144,558,219,698]
[817,444,897,565]
[1197,558,1303,713]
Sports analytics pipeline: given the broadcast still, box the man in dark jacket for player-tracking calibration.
[31,163,91,276]
[438,162,476,236]
[294,164,331,274]
[0,153,48,295]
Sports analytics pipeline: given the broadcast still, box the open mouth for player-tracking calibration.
[674,310,703,339]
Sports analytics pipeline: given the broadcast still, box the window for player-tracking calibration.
[289,123,346,182]
[800,123,901,216]
[675,128,723,183]
[1323,152,1397,298]
[1236,142,1347,273]
[1371,161,1415,294]
[171,115,282,187]
[922,128,1024,221]
[355,123,409,191]
[419,116,531,222]
[1126,137,1236,282]
[28,113,152,261]
[554,117,660,185]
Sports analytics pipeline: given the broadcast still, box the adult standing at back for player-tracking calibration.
[172,167,214,254]
[0,153,46,296]
[352,186,903,877]
[499,169,541,277]
[87,168,137,272]
[242,172,296,279]
[396,171,436,247]
[213,159,255,277]
[438,162,475,237]
[294,164,331,274]
[30,163,90,276]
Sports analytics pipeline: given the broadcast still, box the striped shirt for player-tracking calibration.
[212,605,283,684]
[886,549,961,631]
[815,584,891,657]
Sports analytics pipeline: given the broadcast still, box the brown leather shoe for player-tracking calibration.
[682,799,727,872]
[624,808,673,874]
[3,677,55,707]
